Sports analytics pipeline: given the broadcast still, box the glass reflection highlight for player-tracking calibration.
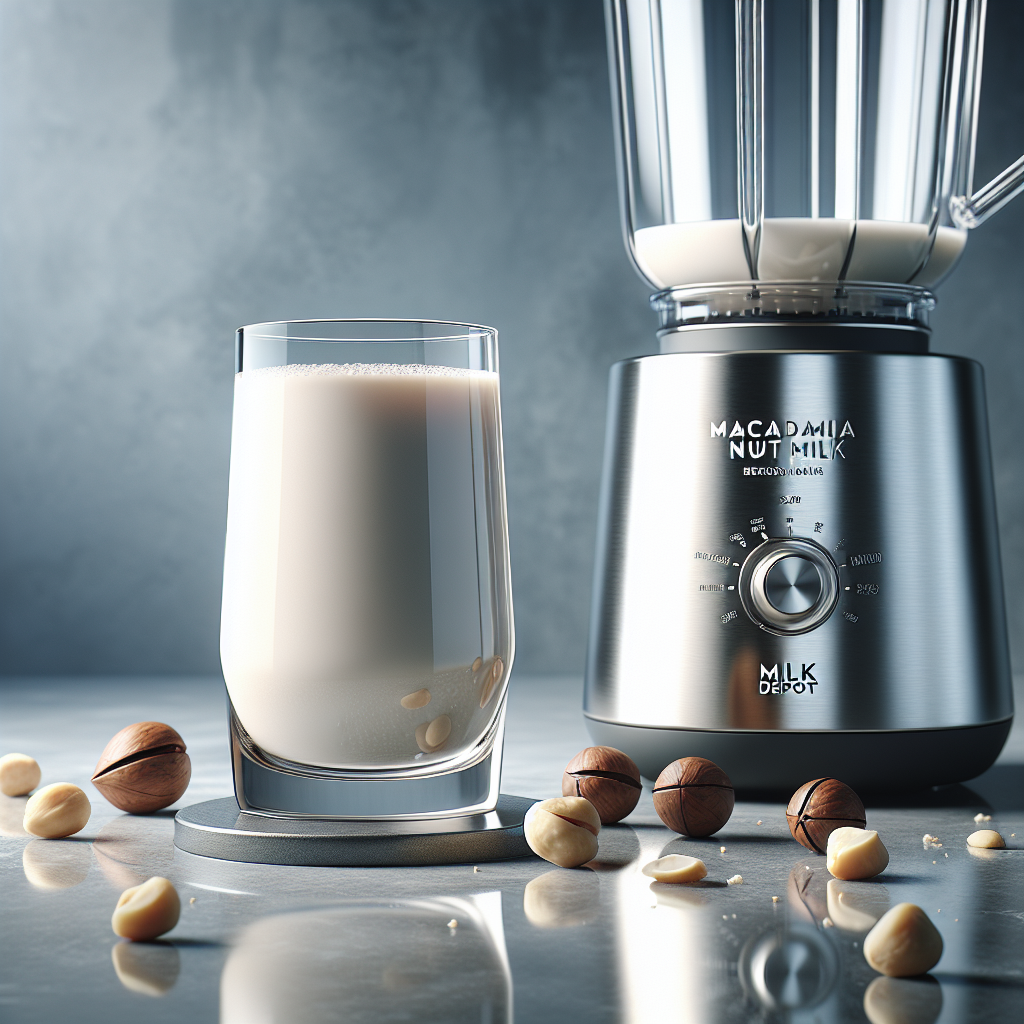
[863,975,942,1024]
[220,893,510,1024]
[111,941,181,997]
[523,869,601,928]
[22,839,91,890]
[826,878,890,932]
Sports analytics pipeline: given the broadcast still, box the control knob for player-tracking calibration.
[738,538,839,634]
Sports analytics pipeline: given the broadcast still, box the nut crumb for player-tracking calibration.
[922,834,942,847]
[756,820,762,825]
[772,896,780,903]
[932,860,936,864]
[726,874,743,885]
[722,914,728,920]
[822,917,834,928]
[720,846,726,853]
[973,813,992,823]
[189,897,196,904]
[447,919,458,929]
[473,865,480,872]
[944,853,948,858]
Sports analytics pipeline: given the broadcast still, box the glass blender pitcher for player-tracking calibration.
[584,0,1019,790]
[610,0,1023,324]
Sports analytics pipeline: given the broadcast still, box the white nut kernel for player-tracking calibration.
[827,827,890,880]
[415,714,453,753]
[23,783,91,838]
[863,903,943,977]
[400,688,431,710]
[641,854,708,883]
[524,797,600,868]
[112,876,181,941]
[424,715,451,748]
[966,829,1004,849]
[0,753,42,796]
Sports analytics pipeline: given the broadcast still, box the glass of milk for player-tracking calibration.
[221,321,513,819]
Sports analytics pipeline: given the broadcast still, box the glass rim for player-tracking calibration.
[237,318,497,344]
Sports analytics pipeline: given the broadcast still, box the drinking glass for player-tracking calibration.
[220,321,513,818]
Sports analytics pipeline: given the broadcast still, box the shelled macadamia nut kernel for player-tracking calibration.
[863,903,943,977]
[400,689,431,710]
[112,876,181,941]
[0,753,41,797]
[524,797,600,868]
[641,854,707,884]
[23,783,91,839]
[966,829,1004,849]
[827,827,890,880]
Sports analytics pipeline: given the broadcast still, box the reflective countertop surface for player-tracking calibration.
[1,675,1021,1023]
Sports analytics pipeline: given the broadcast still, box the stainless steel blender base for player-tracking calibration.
[585,344,1014,791]
[173,794,536,867]
[586,716,1012,792]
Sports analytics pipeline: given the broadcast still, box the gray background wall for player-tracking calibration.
[0,0,1021,678]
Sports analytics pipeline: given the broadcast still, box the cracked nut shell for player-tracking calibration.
[92,722,190,814]
[653,757,734,836]
[562,746,642,824]
[787,777,866,854]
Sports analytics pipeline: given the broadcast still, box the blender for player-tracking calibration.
[584,0,1023,789]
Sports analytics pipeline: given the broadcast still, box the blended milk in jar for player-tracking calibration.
[220,363,510,770]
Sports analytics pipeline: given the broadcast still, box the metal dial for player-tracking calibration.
[739,539,839,634]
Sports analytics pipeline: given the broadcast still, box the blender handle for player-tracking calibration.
[949,154,1024,229]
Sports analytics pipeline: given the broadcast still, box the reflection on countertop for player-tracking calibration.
[0,675,1021,1024]
[221,895,510,1024]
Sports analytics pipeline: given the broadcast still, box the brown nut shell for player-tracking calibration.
[652,757,734,836]
[92,722,190,814]
[787,777,866,854]
[562,746,642,824]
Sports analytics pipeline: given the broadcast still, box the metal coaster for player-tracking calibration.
[174,795,536,867]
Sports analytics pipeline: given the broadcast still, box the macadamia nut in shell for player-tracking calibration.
[23,783,91,839]
[0,753,41,796]
[653,757,734,837]
[787,778,866,854]
[562,746,642,824]
[863,903,943,977]
[112,876,181,941]
[524,797,600,868]
[827,827,890,880]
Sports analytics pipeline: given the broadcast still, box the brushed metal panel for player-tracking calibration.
[585,350,1013,732]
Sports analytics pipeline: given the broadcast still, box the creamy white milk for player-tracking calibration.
[633,218,967,289]
[220,363,510,769]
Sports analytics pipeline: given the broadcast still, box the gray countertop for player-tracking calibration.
[1,675,1021,1024]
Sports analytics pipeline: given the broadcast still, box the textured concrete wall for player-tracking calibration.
[0,0,1021,677]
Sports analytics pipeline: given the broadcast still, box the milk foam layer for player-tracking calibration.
[634,218,966,290]
[220,362,510,769]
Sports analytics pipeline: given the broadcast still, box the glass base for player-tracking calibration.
[229,703,505,820]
